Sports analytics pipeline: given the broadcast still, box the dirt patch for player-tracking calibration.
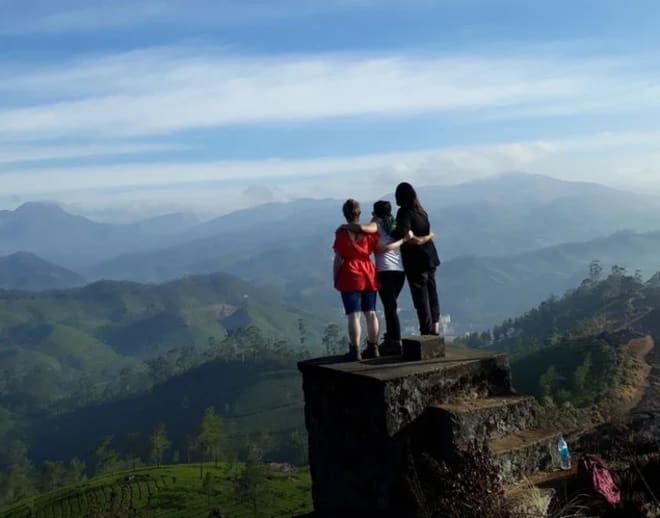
[634,334,660,414]
[615,336,654,415]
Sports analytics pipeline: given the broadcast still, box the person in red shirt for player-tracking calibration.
[333,199,382,361]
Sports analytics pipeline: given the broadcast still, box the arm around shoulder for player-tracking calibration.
[391,208,411,240]
[408,231,435,246]
[339,221,378,234]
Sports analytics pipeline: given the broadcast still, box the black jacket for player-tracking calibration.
[392,207,440,273]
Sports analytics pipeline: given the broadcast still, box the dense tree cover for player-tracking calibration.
[0,402,292,510]
[0,273,325,418]
[0,317,316,510]
[513,337,618,406]
[460,265,649,351]
[459,265,659,407]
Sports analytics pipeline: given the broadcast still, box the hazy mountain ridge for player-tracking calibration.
[441,229,660,331]
[0,252,85,291]
[85,228,660,335]
[0,203,202,269]
[5,174,660,335]
[87,174,660,284]
[5,174,660,278]
[416,172,639,207]
[157,229,660,334]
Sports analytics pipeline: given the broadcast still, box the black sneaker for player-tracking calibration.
[362,341,380,359]
[380,338,402,356]
[343,346,362,362]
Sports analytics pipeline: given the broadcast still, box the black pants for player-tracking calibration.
[406,268,440,335]
[377,271,406,341]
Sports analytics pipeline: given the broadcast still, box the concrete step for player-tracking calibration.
[490,428,559,482]
[428,395,536,446]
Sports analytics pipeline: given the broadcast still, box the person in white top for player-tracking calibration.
[342,200,434,354]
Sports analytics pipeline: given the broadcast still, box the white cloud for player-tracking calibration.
[2,46,658,143]
[0,142,183,164]
[2,130,659,214]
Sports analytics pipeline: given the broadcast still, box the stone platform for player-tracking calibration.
[298,341,569,517]
[298,344,514,516]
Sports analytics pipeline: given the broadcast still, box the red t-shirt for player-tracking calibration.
[333,230,380,292]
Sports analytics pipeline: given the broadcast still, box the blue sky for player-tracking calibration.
[1,0,660,219]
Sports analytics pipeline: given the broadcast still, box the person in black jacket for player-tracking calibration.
[391,182,441,336]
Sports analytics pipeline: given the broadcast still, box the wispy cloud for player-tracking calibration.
[2,130,659,211]
[2,45,658,144]
[3,1,660,214]
[0,142,183,164]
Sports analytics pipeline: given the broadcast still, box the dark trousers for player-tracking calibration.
[406,268,440,335]
[377,271,406,341]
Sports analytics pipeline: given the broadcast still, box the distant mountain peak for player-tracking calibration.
[0,251,85,291]
[15,201,67,213]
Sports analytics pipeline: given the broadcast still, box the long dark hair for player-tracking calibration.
[373,200,395,236]
[395,182,427,217]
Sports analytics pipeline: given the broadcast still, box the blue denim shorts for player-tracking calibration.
[341,290,377,315]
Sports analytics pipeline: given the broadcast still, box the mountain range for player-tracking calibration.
[4,173,660,332]
[3,174,660,276]
[0,203,199,269]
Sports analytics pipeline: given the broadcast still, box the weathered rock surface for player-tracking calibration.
[429,395,536,447]
[298,344,513,516]
[402,335,446,361]
[298,340,574,516]
[490,428,557,482]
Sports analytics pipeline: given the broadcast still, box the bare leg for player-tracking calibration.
[347,312,362,347]
[364,311,379,344]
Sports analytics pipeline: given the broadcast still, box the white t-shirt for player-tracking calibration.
[375,222,404,272]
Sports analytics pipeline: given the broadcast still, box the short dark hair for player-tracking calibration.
[372,200,392,219]
[342,199,361,222]
[373,200,395,235]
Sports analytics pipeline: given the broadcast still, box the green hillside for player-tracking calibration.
[468,268,660,407]
[181,229,660,334]
[0,463,312,518]
[25,360,306,466]
[0,273,325,409]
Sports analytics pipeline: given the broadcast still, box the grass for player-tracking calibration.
[0,463,312,518]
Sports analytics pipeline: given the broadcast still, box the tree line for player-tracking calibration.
[0,402,306,511]
[458,261,648,350]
